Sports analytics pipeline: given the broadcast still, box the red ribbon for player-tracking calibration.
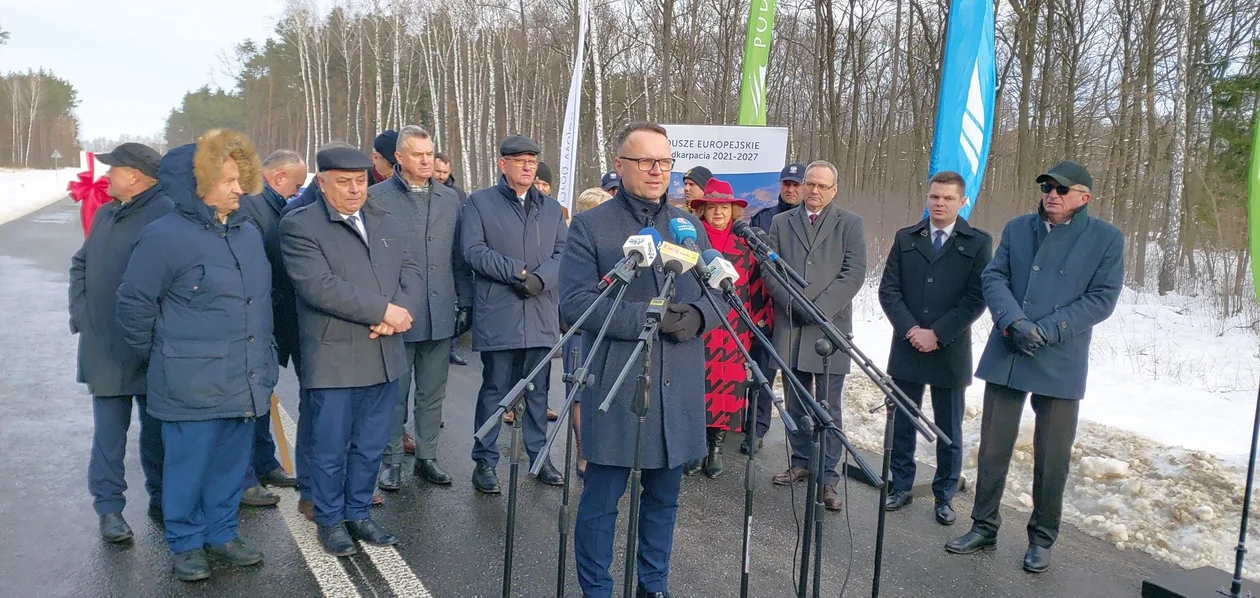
[68,152,112,237]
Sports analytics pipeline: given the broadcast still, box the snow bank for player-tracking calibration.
[0,168,79,226]
[802,281,1260,579]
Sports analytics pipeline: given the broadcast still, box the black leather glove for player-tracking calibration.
[454,307,472,337]
[660,303,703,342]
[513,273,545,298]
[790,303,816,326]
[1007,319,1047,356]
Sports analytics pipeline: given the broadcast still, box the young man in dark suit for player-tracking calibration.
[878,170,992,525]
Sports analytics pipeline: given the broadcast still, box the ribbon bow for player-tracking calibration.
[67,153,112,237]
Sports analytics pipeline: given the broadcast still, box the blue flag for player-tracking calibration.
[927,0,996,220]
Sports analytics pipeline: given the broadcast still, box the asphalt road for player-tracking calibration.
[0,198,1172,597]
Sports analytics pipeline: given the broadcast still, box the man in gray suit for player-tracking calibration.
[373,125,473,490]
[763,160,867,512]
[280,145,423,557]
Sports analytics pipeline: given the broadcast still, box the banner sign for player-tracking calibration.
[926,0,996,219]
[555,0,591,213]
[661,124,789,215]
[736,0,777,126]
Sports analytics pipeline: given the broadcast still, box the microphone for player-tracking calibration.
[669,218,701,251]
[701,249,739,293]
[658,241,699,275]
[598,227,663,290]
[731,221,808,289]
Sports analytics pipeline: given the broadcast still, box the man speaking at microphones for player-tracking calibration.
[559,122,721,598]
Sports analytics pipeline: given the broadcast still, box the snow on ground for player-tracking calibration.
[0,168,80,226]
[817,280,1260,578]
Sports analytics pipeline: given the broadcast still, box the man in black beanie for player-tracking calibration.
[370,130,398,185]
[683,165,712,207]
[534,162,554,197]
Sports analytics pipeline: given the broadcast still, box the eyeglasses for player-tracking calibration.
[803,182,835,191]
[618,156,675,172]
[1040,182,1084,196]
[506,158,539,169]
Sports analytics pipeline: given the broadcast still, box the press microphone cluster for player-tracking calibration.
[700,248,739,293]
[598,227,664,290]
[731,221,807,288]
[663,218,701,274]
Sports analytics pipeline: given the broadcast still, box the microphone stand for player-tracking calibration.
[703,267,879,598]
[473,265,637,598]
[527,281,633,597]
[690,272,802,598]
[747,243,951,598]
[595,268,679,598]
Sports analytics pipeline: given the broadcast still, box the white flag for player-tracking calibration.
[556,0,590,213]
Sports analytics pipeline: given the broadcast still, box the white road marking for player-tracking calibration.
[275,405,362,597]
[276,402,435,598]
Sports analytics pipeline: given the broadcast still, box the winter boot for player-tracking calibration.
[704,429,726,478]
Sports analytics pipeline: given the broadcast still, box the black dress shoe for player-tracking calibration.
[172,548,211,582]
[450,353,468,366]
[378,464,402,491]
[473,460,502,494]
[884,490,913,511]
[100,513,133,543]
[682,459,703,476]
[935,501,957,525]
[258,467,298,488]
[944,529,997,554]
[1023,544,1051,573]
[535,461,565,486]
[318,523,358,557]
[240,485,280,507]
[636,585,674,597]
[206,538,264,566]
[414,459,453,485]
[346,518,399,546]
[739,435,764,455]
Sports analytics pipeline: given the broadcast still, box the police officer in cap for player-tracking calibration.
[601,171,620,197]
[281,144,424,556]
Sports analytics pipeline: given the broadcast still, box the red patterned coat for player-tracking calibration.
[700,221,769,431]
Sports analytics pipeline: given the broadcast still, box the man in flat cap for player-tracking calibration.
[533,162,554,197]
[600,171,619,197]
[70,142,173,544]
[281,144,423,556]
[461,134,568,493]
[946,160,1123,574]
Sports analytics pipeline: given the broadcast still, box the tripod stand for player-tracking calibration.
[473,269,635,598]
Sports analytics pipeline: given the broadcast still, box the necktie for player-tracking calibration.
[933,230,945,253]
[347,215,366,242]
[809,213,818,226]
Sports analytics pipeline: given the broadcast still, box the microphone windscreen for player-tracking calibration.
[701,248,724,265]
[669,218,698,245]
[640,227,664,245]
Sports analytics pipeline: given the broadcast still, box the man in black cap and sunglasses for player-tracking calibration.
[945,160,1124,574]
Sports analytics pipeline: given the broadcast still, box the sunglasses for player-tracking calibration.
[1040,182,1084,196]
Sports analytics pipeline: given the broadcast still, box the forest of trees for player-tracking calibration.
[157,0,1254,315]
[0,23,82,171]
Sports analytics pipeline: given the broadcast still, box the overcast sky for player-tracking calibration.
[0,0,285,141]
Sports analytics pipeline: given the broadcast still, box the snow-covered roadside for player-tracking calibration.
[0,168,79,226]
[801,281,1260,578]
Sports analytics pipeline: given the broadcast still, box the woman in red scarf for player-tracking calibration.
[684,178,759,479]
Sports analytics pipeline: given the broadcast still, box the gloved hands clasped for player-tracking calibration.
[1006,318,1047,356]
[513,271,545,298]
[660,303,703,342]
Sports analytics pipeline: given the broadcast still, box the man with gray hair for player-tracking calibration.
[371,125,473,490]
[763,160,867,512]
[236,149,307,508]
